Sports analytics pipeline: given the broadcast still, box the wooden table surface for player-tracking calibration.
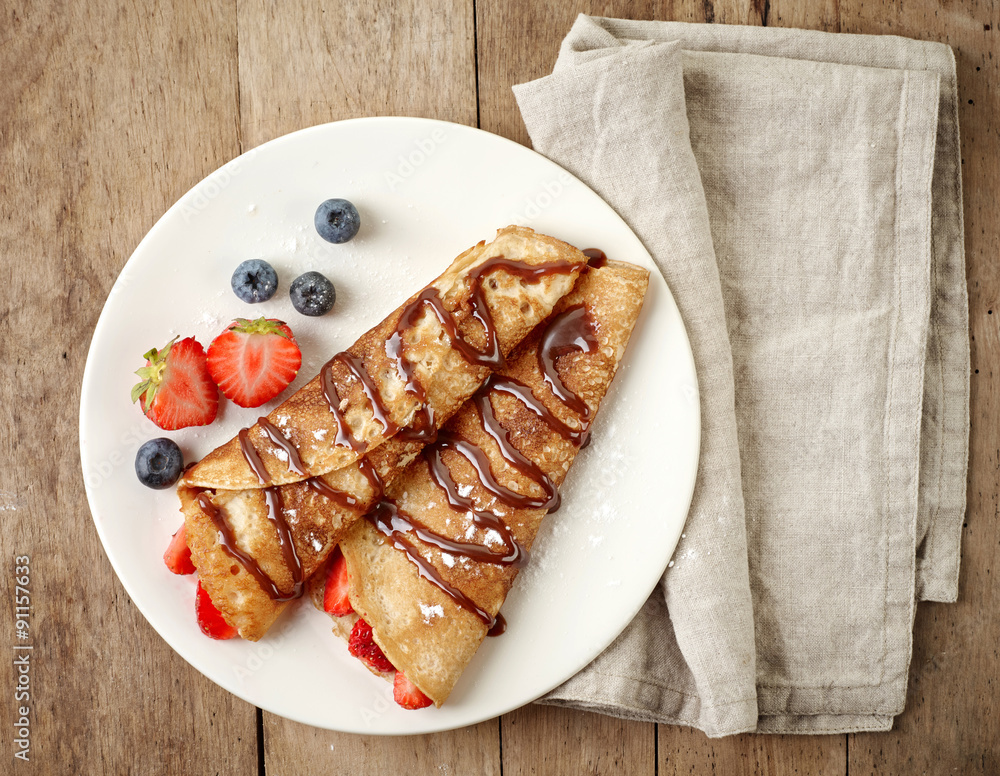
[2,0,997,773]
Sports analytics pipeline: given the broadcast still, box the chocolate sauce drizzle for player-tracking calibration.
[538,304,598,419]
[384,255,578,435]
[257,417,306,476]
[487,374,590,448]
[320,358,369,453]
[206,254,584,613]
[582,248,608,269]
[366,500,497,627]
[196,492,301,603]
[215,429,307,601]
[364,301,601,632]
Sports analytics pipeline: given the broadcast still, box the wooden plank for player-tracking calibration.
[234,0,485,769]
[501,704,655,776]
[660,727,846,775]
[237,0,477,150]
[0,1,257,773]
[262,716,500,775]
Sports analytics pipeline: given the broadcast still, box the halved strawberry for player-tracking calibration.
[132,337,219,430]
[323,547,353,616]
[348,618,394,673]
[164,523,195,575]
[206,317,302,408]
[195,580,237,640]
[393,670,432,710]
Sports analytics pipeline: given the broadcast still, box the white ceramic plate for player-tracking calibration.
[79,117,699,734]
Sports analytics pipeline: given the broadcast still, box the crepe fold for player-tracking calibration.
[315,259,649,706]
[178,226,588,641]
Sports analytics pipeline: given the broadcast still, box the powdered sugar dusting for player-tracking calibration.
[419,603,444,623]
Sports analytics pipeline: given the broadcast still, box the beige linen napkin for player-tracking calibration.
[514,17,967,735]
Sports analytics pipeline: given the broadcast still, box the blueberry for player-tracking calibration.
[135,438,184,489]
[231,259,278,303]
[289,271,337,316]
[314,198,360,244]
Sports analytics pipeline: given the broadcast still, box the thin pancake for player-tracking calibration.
[327,260,649,705]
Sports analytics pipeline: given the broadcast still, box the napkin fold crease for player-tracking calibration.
[514,16,967,736]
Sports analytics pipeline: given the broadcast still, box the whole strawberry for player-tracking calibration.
[132,337,219,430]
[206,317,302,408]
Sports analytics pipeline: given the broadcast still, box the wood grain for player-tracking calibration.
[0,1,258,773]
[237,0,477,150]
[501,704,655,775]
[262,715,500,775]
[1,0,995,772]
[660,727,847,775]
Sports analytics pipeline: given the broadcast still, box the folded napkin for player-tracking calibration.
[514,17,968,736]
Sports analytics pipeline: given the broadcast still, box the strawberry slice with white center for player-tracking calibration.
[206,317,302,408]
[164,523,196,575]
[131,336,219,430]
[393,671,433,710]
[323,547,354,616]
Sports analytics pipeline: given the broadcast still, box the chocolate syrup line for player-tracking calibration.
[238,427,272,485]
[306,477,362,510]
[582,248,608,269]
[538,304,599,419]
[229,427,305,601]
[473,384,561,513]
[306,457,385,512]
[261,486,305,600]
[463,255,580,370]
[320,359,368,453]
[424,454,526,567]
[196,491,303,603]
[487,374,590,448]
[365,501,498,629]
[257,416,306,476]
[487,614,507,637]
[334,351,399,437]
[396,410,438,443]
[433,432,559,511]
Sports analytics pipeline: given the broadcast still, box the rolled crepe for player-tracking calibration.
[316,259,649,706]
[179,226,587,640]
